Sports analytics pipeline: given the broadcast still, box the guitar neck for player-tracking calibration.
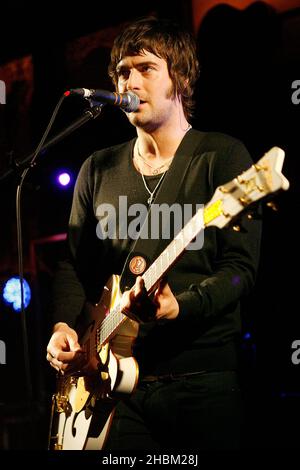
[142,208,203,293]
[96,208,204,347]
[142,197,225,292]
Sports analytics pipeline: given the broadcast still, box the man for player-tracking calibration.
[47,17,261,450]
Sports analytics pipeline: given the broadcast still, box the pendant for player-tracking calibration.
[147,195,153,205]
[152,168,159,175]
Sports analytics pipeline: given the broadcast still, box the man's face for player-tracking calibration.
[116,50,178,132]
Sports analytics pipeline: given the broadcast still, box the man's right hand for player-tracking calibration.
[46,322,85,375]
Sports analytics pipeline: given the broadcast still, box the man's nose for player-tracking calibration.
[126,69,141,91]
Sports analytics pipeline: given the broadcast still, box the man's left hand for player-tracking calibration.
[121,276,179,322]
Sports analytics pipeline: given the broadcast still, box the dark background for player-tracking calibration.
[0,0,299,451]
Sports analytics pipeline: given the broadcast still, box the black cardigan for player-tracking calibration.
[52,129,262,376]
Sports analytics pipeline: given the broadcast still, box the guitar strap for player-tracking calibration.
[120,129,207,292]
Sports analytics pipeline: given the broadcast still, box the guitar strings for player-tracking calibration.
[96,234,189,343]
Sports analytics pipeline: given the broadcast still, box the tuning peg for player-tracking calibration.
[266,201,278,211]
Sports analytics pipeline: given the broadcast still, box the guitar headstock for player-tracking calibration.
[204,147,290,228]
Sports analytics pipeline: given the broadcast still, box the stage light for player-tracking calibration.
[2,276,31,312]
[57,171,72,187]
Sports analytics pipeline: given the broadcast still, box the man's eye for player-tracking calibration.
[142,66,153,73]
[118,70,129,80]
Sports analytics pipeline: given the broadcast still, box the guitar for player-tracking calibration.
[48,146,289,450]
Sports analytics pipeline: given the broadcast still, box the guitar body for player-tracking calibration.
[49,274,139,450]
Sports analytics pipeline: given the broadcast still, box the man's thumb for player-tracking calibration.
[68,334,81,352]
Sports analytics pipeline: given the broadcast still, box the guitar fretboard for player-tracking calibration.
[96,207,205,348]
[143,210,202,292]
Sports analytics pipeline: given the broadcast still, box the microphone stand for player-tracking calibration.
[0,103,104,181]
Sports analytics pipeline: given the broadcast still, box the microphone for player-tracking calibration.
[66,88,140,112]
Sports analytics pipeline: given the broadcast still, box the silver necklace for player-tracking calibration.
[137,143,173,175]
[136,160,167,205]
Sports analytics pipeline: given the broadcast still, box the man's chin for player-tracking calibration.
[127,114,147,128]
[127,113,159,133]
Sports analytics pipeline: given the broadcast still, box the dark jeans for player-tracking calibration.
[105,370,243,451]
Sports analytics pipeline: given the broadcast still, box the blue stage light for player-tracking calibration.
[2,276,31,312]
[243,332,251,340]
[57,172,71,187]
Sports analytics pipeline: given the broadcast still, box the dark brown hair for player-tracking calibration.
[108,17,200,119]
